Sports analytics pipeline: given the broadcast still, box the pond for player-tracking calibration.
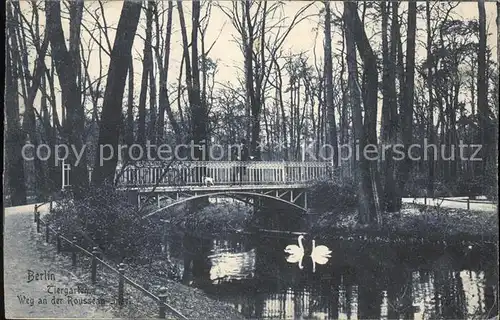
[163,230,498,319]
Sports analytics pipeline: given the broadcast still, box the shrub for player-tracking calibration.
[46,185,163,263]
[308,175,358,214]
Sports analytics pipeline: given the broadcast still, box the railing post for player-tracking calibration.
[36,212,41,233]
[72,237,77,267]
[91,247,99,284]
[158,286,168,318]
[56,227,62,253]
[45,223,50,243]
[118,263,126,307]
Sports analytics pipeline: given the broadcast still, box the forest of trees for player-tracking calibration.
[4,1,499,224]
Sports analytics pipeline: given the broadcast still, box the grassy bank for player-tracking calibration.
[32,223,244,319]
[307,178,498,244]
[311,203,499,244]
[44,187,245,319]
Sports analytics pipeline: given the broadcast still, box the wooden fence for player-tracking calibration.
[32,203,187,319]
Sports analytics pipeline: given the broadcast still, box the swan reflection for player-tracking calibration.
[311,239,332,273]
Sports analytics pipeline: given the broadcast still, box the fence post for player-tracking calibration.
[45,223,50,243]
[118,263,126,307]
[72,237,77,267]
[424,197,427,205]
[56,227,62,253]
[91,247,99,284]
[158,286,168,318]
[467,198,470,211]
[34,206,38,222]
[36,212,41,233]
[49,199,53,212]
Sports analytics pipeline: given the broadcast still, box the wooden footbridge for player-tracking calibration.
[112,161,332,213]
[62,161,332,214]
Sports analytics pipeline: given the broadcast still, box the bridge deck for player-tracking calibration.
[114,161,331,190]
[121,183,309,193]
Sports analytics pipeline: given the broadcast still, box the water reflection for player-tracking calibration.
[209,244,256,282]
[310,240,332,273]
[166,231,498,319]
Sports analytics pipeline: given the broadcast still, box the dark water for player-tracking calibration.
[163,230,498,319]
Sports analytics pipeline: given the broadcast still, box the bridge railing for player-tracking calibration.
[116,161,330,187]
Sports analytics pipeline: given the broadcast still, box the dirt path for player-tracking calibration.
[4,204,114,319]
[402,197,497,212]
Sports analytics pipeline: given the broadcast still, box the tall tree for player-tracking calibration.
[380,1,399,212]
[177,0,207,161]
[5,2,27,205]
[45,0,87,193]
[125,55,134,147]
[344,1,378,224]
[397,0,417,194]
[477,0,488,176]
[426,1,435,197]
[92,1,143,185]
[137,1,154,147]
[11,2,49,199]
[324,1,339,167]
[156,1,180,142]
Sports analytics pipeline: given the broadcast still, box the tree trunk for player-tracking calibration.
[46,1,88,194]
[5,5,27,205]
[426,1,435,197]
[126,55,134,147]
[324,1,339,167]
[157,1,180,142]
[477,0,488,176]
[137,2,154,147]
[92,1,142,185]
[11,3,48,200]
[147,1,157,145]
[178,1,206,162]
[397,0,417,194]
[381,1,399,212]
[344,1,377,225]
[348,2,383,221]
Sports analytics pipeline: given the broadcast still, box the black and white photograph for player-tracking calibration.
[3,0,499,319]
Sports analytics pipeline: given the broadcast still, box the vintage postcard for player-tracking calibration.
[4,1,499,319]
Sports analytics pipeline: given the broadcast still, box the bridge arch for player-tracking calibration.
[141,191,307,219]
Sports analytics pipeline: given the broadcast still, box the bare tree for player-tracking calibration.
[324,1,339,167]
[397,0,417,194]
[155,1,181,142]
[137,1,154,147]
[5,2,27,205]
[344,1,378,225]
[177,0,207,162]
[45,0,88,194]
[476,0,488,176]
[92,1,143,185]
[218,1,313,158]
[380,1,399,212]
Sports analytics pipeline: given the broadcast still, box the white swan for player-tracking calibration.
[284,235,305,269]
[284,235,305,255]
[310,239,331,273]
